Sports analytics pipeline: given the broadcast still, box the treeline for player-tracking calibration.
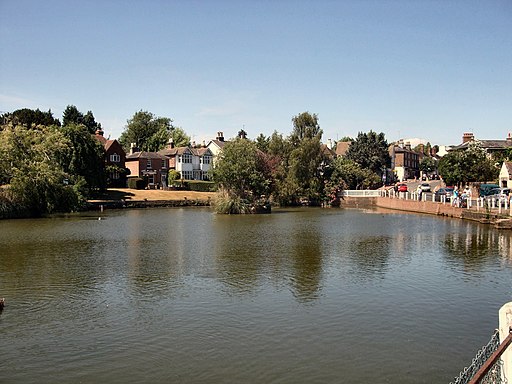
[0,106,107,218]
[211,112,390,212]
[0,106,199,218]
[1,106,393,217]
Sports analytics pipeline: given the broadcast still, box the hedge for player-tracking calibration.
[186,181,217,192]
[128,177,147,190]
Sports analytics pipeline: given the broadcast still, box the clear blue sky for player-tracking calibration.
[1,0,511,146]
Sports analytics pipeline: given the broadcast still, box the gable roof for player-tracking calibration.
[503,161,512,176]
[158,146,213,157]
[159,147,191,156]
[126,151,168,160]
[321,144,336,158]
[207,139,227,149]
[335,141,351,156]
[451,139,512,151]
[191,147,213,156]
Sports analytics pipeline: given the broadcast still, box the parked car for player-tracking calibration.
[484,188,511,206]
[420,183,431,192]
[479,183,500,197]
[397,183,408,192]
[435,187,454,202]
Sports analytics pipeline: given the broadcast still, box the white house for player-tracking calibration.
[499,161,512,188]
[206,132,227,163]
[159,141,213,180]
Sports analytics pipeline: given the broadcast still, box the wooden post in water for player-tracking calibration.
[499,302,512,382]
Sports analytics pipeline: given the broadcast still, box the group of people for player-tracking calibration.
[451,185,472,207]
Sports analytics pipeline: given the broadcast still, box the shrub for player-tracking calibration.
[187,181,217,192]
[128,177,146,190]
[214,189,251,214]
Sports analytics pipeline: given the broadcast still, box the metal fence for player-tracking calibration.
[450,329,506,384]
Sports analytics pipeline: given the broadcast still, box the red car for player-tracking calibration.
[397,183,408,192]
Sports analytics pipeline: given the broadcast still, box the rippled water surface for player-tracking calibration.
[1,207,511,383]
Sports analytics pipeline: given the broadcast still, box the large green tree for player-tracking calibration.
[273,112,327,205]
[62,105,101,133]
[419,157,437,175]
[284,136,326,205]
[345,130,390,175]
[290,112,322,145]
[60,124,106,191]
[0,108,60,128]
[119,110,189,152]
[328,157,381,191]
[0,124,86,217]
[212,137,270,200]
[438,142,498,185]
[255,133,270,152]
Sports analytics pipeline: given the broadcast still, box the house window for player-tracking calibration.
[183,153,192,163]
[162,159,166,169]
[146,159,152,169]
[201,155,211,164]
[181,171,193,180]
[112,172,120,180]
[110,153,121,162]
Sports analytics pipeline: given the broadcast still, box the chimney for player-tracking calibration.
[328,139,332,149]
[462,132,474,143]
[95,128,104,136]
[167,137,174,149]
[192,141,196,148]
[130,143,138,155]
[216,132,224,142]
[405,141,411,150]
[507,132,512,144]
[202,140,206,147]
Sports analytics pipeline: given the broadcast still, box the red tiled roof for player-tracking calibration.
[335,141,350,156]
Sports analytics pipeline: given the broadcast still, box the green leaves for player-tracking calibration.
[212,138,269,200]
[438,142,499,185]
[119,110,190,152]
[345,131,390,175]
[0,123,86,216]
[290,112,322,145]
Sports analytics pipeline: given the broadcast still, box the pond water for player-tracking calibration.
[0,207,511,383]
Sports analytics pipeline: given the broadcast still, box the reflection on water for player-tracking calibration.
[0,207,511,384]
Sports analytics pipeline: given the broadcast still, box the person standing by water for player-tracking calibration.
[452,186,459,207]
[416,184,423,201]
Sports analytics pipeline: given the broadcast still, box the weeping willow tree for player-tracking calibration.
[0,123,88,217]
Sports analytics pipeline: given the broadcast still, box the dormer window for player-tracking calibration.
[110,153,121,162]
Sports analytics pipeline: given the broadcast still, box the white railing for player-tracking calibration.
[342,190,383,197]
[380,189,512,216]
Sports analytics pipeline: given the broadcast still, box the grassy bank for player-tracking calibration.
[88,188,216,207]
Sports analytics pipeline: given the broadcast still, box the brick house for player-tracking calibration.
[125,144,169,188]
[390,140,421,181]
[94,129,127,187]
